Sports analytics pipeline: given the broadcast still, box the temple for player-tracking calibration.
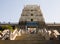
[0,5,60,33]
[18,5,45,34]
[18,5,60,34]
[0,5,60,40]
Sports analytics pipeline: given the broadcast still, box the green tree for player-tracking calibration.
[0,25,13,31]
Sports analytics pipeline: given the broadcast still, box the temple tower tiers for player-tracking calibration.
[19,5,46,34]
[19,5,45,22]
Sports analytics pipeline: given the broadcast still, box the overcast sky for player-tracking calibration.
[0,0,60,23]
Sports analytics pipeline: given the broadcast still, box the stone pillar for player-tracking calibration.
[36,26,38,34]
[25,26,28,34]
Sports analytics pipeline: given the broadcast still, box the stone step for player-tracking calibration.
[0,40,60,44]
[15,34,45,40]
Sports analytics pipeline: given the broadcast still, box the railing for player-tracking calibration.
[53,30,60,38]
[44,30,60,40]
[10,29,21,40]
[2,32,9,40]
[1,29,10,40]
[38,29,60,40]
[0,29,21,40]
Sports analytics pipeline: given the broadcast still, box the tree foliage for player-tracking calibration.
[0,25,13,31]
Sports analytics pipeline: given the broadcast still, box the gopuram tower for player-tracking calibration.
[19,5,46,34]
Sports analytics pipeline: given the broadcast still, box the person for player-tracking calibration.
[30,29,31,33]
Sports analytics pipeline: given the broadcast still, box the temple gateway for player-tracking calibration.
[18,5,60,34]
[0,5,60,34]
[19,5,45,34]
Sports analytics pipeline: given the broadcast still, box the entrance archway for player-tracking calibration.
[26,22,38,34]
[28,28,36,34]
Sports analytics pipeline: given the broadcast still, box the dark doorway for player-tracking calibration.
[31,19,33,21]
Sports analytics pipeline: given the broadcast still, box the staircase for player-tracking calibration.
[15,34,45,40]
[14,34,60,44]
